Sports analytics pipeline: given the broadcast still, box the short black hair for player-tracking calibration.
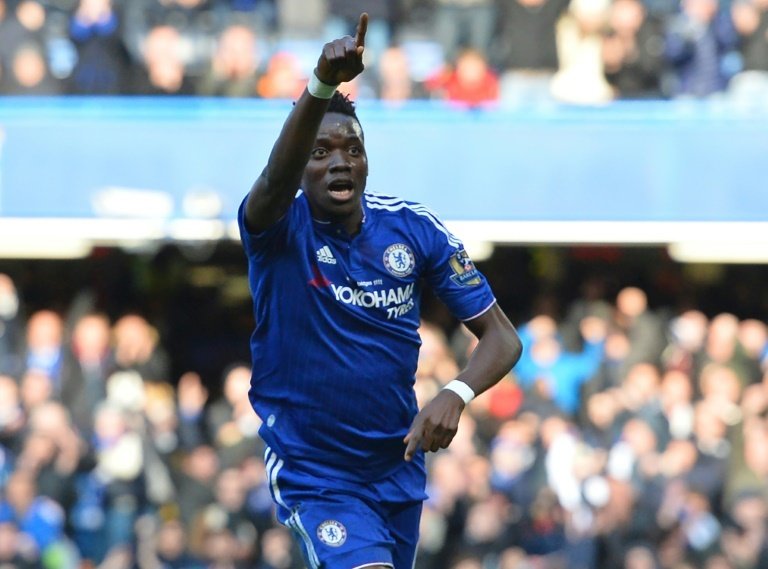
[327,91,359,122]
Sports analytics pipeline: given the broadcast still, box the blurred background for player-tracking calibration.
[0,0,767,568]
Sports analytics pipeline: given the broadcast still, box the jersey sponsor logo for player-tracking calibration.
[383,243,415,277]
[316,245,337,265]
[330,283,415,319]
[449,249,482,287]
[317,520,347,547]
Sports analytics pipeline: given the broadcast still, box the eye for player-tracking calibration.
[311,148,328,159]
[349,146,363,157]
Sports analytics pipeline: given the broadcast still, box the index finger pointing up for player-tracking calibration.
[355,12,368,49]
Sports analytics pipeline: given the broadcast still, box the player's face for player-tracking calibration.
[303,112,368,232]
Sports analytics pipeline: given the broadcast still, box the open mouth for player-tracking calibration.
[327,180,355,201]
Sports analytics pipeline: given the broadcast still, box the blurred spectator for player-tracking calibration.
[22,310,64,392]
[0,520,38,568]
[73,402,144,564]
[152,517,206,568]
[274,0,324,38]
[0,0,48,73]
[60,313,112,437]
[143,380,181,457]
[1,43,61,94]
[730,0,768,100]
[15,429,79,518]
[125,381,177,510]
[112,313,170,381]
[257,526,297,569]
[489,417,541,510]
[550,0,614,104]
[613,286,667,369]
[602,0,666,98]
[216,0,275,34]
[582,390,623,448]
[191,467,257,563]
[68,0,132,94]
[665,0,741,97]
[197,23,260,97]
[515,315,607,416]
[0,469,75,567]
[624,545,662,569]
[133,24,195,95]
[433,0,496,62]
[0,375,24,453]
[690,399,730,497]
[425,48,500,107]
[174,444,219,529]
[176,371,211,450]
[200,526,246,568]
[494,0,571,105]
[720,492,768,567]
[738,318,768,367]
[256,51,304,99]
[583,328,632,396]
[0,274,22,377]
[701,312,755,384]
[663,309,708,376]
[206,364,261,468]
[123,0,214,70]
[377,45,427,103]
[659,369,695,440]
[724,414,768,506]
[19,370,53,416]
[129,0,214,31]
[561,275,614,348]
[618,363,666,440]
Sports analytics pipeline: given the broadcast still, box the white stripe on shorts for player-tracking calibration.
[288,510,321,569]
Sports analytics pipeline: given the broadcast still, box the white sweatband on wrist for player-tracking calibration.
[443,380,476,405]
[307,71,338,99]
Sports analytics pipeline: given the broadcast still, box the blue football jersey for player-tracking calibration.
[238,191,496,483]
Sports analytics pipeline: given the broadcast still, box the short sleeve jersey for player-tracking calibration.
[238,191,496,483]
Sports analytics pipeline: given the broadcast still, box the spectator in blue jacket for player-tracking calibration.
[665,0,740,96]
[515,315,607,415]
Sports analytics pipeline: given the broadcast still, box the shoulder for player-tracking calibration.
[364,192,462,249]
[240,190,308,240]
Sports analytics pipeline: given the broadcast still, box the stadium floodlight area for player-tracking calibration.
[0,98,766,261]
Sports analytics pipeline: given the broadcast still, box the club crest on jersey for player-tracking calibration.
[383,243,415,277]
[449,249,481,286]
[317,520,347,547]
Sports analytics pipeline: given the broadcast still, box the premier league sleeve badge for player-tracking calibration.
[449,249,482,286]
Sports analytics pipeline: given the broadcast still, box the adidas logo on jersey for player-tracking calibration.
[316,245,337,265]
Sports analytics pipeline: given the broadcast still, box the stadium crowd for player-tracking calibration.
[0,0,768,103]
[0,266,767,569]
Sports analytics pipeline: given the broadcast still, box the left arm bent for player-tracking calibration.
[404,303,522,461]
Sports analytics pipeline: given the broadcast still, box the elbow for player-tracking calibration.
[498,325,523,372]
[508,330,524,371]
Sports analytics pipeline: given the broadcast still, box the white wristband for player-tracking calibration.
[307,71,338,99]
[443,380,475,405]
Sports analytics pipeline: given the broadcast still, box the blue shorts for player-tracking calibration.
[264,446,425,569]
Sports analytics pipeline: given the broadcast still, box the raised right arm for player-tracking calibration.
[244,14,368,233]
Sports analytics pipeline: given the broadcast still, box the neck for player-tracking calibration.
[312,206,364,236]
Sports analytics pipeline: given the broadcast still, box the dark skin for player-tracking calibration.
[244,12,522,518]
